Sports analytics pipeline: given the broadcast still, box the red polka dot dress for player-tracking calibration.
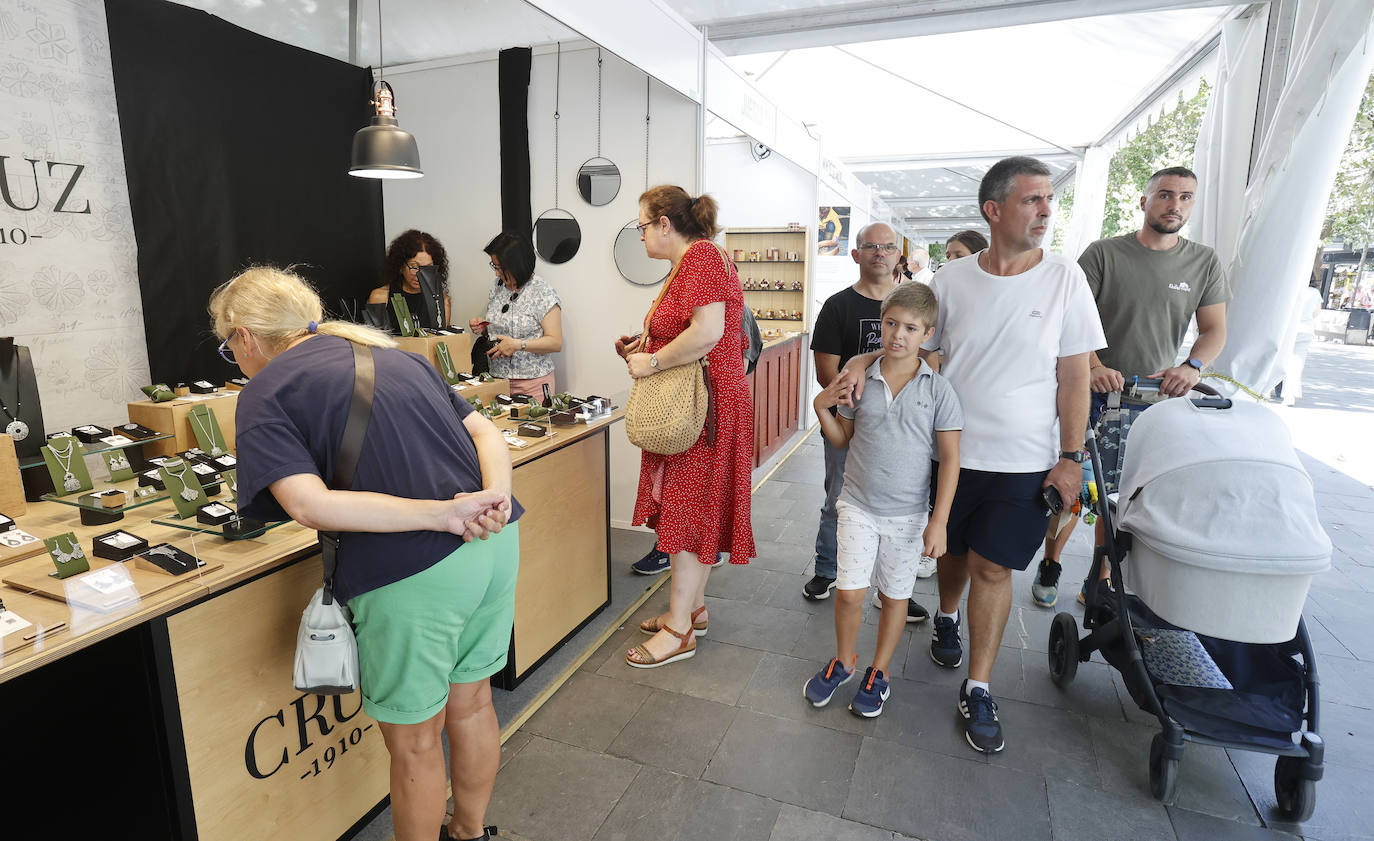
[632,240,756,565]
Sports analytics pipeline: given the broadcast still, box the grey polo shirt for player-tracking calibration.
[838,357,963,517]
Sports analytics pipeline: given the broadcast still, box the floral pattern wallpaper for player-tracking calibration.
[0,0,149,433]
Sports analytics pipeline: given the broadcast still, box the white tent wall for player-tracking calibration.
[1205,0,1374,396]
[382,46,700,528]
[1060,145,1111,259]
[704,137,817,232]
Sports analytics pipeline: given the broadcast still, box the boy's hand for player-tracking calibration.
[814,376,852,412]
[922,520,946,561]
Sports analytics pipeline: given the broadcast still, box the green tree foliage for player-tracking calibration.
[1101,80,1212,238]
[1324,72,1374,301]
[1050,185,1075,252]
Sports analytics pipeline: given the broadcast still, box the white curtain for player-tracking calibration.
[1204,0,1374,396]
[1059,144,1112,260]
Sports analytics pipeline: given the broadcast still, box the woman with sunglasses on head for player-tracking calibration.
[368,229,451,331]
[470,231,563,400]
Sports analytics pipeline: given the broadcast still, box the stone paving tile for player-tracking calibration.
[703,709,862,816]
[981,695,1101,788]
[698,594,812,655]
[1315,699,1373,772]
[500,730,532,771]
[522,671,653,753]
[844,736,1052,841]
[595,637,766,707]
[737,650,881,737]
[592,768,780,841]
[607,688,738,778]
[1228,747,1374,841]
[790,609,913,681]
[1047,777,1175,841]
[705,562,784,603]
[768,804,898,841]
[1318,653,1374,710]
[1167,807,1302,841]
[486,736,641,841]
[869,673,991,764]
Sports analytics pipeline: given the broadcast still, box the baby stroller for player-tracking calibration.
[1047,380,1331,821]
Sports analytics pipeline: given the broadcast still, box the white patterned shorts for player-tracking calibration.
[834,499,928,599]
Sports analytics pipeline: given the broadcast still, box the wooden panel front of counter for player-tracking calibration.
[749,335,803,467]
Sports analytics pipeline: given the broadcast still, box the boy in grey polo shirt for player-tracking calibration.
[804,283,962,718]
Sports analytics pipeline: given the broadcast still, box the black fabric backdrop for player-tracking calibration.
[106,0,384,384]
[498,47,533,239]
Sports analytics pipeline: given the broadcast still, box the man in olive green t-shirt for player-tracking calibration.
[1031,166,1230,608]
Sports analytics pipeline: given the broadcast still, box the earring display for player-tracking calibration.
[159,459,206,519]
[140,383,176,403]
[92,529,150,562]
[135,543,204,576]
[42,435,94,496]
[44,532,90,579]
[102,449,136,482]
[187,405,228,457]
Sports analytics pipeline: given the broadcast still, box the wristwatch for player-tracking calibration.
[520,339,527,351]
[1185,357,1203,371]
[1060,451,1084,463]
[649,354,660,369]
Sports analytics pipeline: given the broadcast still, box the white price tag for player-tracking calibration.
[0,529,38,549]
[0,608,33,636]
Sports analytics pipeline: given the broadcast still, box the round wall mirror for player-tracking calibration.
[533,208,581,264]
[578,157,621,206]
[614,220,669,286]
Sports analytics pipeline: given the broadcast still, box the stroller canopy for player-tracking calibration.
[1117,398,1331,575]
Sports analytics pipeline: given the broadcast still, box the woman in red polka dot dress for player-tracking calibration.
[617,185,755,668]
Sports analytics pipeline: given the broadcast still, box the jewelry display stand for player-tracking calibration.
[186,405,229,457]
[40,436,94,498]
[43,532,90,579]
[0,338,46,461]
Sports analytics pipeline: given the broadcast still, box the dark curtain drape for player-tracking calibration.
[106,0,384,384]
[498,47,533,239]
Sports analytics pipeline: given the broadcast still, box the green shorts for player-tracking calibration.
[348,523,519,725]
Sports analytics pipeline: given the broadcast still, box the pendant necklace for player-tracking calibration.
[50,437,82,492]
[164,460,200,503]
[1,357,28,442]
[54,535,86,565]
[190,407,224,456]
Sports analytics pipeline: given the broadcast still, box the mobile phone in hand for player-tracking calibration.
[1041,485,1064,515]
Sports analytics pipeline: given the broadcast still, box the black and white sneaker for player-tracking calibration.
[631,545,670,575]
[871,591,930,623]
[802,575,837,601]
[930,614,963,668]
[958,683,1005,754]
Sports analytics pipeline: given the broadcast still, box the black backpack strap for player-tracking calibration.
[321,342,376,604]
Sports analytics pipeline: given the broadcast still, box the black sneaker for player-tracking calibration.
[802,575,837,600]
[930,614,963,668]
[959,684,1005,753]
[1031,558,1062,608]
[631,546,670,575]
[869,592,930,624]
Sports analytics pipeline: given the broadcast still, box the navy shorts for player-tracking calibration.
[930,461,1050,571]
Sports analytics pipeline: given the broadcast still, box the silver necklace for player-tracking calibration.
[189,408,224,456]
[164,460,200,503]
[53,535,86,566]
[50,438,81,492]
[1,354,28,441]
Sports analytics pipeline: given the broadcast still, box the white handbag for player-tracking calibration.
[293,584,360,694]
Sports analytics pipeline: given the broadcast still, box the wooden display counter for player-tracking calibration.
[0,409,621,841]
[748,334,804,467]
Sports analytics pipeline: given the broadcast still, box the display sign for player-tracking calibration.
[164,556,388,841]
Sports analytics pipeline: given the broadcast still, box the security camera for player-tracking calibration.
[751,142,772,161]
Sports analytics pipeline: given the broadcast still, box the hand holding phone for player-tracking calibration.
[1041,485,1064,515]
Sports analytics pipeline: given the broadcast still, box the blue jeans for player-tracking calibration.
[812,436,848,579]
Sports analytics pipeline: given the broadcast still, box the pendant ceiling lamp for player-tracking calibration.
[349,0,422,179]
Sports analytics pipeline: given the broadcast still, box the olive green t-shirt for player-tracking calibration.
[1079,234,1229,377]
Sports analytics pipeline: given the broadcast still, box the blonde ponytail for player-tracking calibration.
[209,266,397,354]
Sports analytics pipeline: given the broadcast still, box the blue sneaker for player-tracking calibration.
[959,683,1005,753]
[803,657,854,707]
[849,667,891,718]
[631,546,670,575]
[930,615,963,668]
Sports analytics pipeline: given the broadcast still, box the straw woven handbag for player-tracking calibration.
[625,252,719,455]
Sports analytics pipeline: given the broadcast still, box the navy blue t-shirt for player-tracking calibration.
[234,334,524,603]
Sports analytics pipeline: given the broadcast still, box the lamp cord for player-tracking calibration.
[377,0,384,83]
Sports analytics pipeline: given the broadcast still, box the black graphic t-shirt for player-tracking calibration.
[811,286,885,367]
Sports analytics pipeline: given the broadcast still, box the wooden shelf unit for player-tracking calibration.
[724,227,810,333]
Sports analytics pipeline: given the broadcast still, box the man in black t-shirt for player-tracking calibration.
[805,222,931,624]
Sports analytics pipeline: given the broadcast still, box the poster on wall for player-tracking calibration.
[817,206,849,256]
[0,0,150,434]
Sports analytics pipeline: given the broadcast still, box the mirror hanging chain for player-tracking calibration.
[644,77,651,190]
[596,49,602,159]
[553,41,561,209]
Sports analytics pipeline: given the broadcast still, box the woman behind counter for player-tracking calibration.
[368,229,451,331]
[470,232,563,400]
[212,267,516,841]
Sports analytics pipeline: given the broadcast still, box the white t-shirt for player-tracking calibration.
[922,251,1106,472]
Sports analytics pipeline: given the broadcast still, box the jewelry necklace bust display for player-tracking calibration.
[163,460,201,503]
[53,535,85,565]
[1,358,28,442]
[189,407,225,456]
[50,437,81,492]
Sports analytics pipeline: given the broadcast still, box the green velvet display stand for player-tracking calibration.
[158,459,207,519]
[44,531,90,578]
[101,448,136,482]
[391,293,421,337]
[186,405,229,457]
[41,435,94,497]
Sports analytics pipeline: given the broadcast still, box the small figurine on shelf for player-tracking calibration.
[792,279,803,290]
[774,279,786,290]
[764,309,775,319]
[794,309,804,320]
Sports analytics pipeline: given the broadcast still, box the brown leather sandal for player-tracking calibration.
[626,622,696,669]
[640,605,708,637]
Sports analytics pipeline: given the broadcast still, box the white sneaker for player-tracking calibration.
[917,554,938,579]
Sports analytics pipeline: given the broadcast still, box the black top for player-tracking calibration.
[810,286,885,366]
[234,335,524,603]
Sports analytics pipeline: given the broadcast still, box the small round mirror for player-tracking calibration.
[533,208,581,264]
[577,157,621,206]
[614,219,669,286]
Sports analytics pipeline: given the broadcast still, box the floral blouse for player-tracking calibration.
[483,274,560,380]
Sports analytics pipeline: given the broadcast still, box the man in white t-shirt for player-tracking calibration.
[909,248,934,285]
[834,156,1106,753]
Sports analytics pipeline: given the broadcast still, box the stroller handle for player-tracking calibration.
[1124,376,1222,397]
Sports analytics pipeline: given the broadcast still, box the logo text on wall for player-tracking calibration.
[244,692,376,781]
[0,155,93,245]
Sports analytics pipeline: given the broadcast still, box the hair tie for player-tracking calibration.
[689,196,698,208]
[307,320,318,334]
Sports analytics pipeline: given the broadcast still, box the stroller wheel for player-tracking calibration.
[1048,612,1080,686]
[1149,734,1180,805]
[1274,755,1317,822]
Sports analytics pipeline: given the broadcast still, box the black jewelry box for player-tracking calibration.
[93,530,150,562]
[222,515,267,539]
[196,502,235,526]
[71,424,113,443]
[516,422,547,438]
[189,380,219,394]
[0,513,15,532]
[115,423,158,440]
[138,469,167,490]
[135,543,205,576]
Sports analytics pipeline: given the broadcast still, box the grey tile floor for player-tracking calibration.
[483,349,1374,840]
